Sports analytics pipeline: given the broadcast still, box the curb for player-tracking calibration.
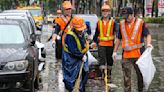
[147,23,164,28]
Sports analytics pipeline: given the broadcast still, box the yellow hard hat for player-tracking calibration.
[62,1,72,9]
[101,4,110,10]
[72,16,86,31]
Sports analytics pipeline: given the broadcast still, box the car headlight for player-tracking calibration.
[4,60,28,71]
[7,63,15,70]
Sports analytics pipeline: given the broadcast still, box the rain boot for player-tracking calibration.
[107,66,112,83]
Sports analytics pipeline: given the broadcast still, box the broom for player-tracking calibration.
[72,60,84,92]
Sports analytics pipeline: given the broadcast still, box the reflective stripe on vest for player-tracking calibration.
[121,19,144,51]
[99,19,114,41]
[61,15,71,29]
[63,30,89,54]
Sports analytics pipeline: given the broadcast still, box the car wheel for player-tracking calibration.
[30,78,36,92]
[34,73,43,90]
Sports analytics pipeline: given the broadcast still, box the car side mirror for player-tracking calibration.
[30,33,36,45]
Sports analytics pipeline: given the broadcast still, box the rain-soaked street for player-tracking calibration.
[38,24,164,92]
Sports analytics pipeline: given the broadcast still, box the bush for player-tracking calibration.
[144,17,164,24]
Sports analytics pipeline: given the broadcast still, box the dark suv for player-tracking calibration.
[0,19,40,92]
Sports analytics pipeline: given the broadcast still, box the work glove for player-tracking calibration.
[147,44,153,48]
[56,35,61,40]
[82,54,87,62]
[112,52,117,61]
[87,35,92,41]
[91,42,96,49]
[52,41,55,48]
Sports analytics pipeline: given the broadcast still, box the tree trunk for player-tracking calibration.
[117,0,122,16]
[152,0,154,17]
[155,0,158,17]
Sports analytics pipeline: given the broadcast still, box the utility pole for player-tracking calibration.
[143,0,145,17]
[152,0,155,17]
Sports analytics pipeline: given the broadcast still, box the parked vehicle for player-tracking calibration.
[0,19,40,92]
[17,6,44,31]
[3,10,42,31]
[0,13,46,62]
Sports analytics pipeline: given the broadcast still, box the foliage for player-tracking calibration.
[144,17,164,24]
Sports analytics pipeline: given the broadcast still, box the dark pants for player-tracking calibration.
[98,46,114,79]
[98,46,114,66]
[122,58,144,92]
[55,39,62,59]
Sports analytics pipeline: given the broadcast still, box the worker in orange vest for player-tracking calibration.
[52,1,73,59]
[52,9,62,24]
[91,4,118,82]
[62,16,89,92]
[52,9,62,29]
[113,7,152,92]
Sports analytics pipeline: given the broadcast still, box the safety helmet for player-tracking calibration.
[62,1,72,10]
[101,4,110,11]
[72,16,86,31]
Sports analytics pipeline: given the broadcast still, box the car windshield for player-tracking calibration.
[0,25,24,44]
[29,9,41,16]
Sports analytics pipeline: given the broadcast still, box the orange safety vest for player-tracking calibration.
[56,15,73,46]
[55,15,73,33]
[97,18,114,46]
[63,30,89,54]
[120,18,144,58]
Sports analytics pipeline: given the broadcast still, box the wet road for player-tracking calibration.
[38,25,164,92]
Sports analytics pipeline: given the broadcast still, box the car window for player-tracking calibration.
[29,9,41,16]
[28,17,37,31]
[21,20,32,34]
[0,25,24,44]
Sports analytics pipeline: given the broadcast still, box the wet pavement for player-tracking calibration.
[38,25,164,92]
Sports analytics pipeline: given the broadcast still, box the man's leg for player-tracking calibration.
[122,59,132,92]
[132,59,144,92]
[106,46,114,83]
[98,46,106,79]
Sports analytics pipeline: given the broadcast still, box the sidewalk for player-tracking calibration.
[147,23,164,28]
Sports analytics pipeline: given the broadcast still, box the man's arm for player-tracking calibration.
[113,21,119,34]
[92,23,99,43]
[91,23,99,48]
[142,22,152,47]
[146,34,151,46]
[53,24,61,41]
[113,38,121,52]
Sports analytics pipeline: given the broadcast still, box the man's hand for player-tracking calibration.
[87,35,92,41]
[147,44,153,48]
[52,41,56,48]
[91,42,96,49]
[112,52,117,61]
[56,35,61,40]
[82,55,87,62]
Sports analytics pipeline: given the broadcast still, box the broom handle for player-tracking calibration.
[104,63,109,92]
[72,60,84,92]
[77,60,84,81]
